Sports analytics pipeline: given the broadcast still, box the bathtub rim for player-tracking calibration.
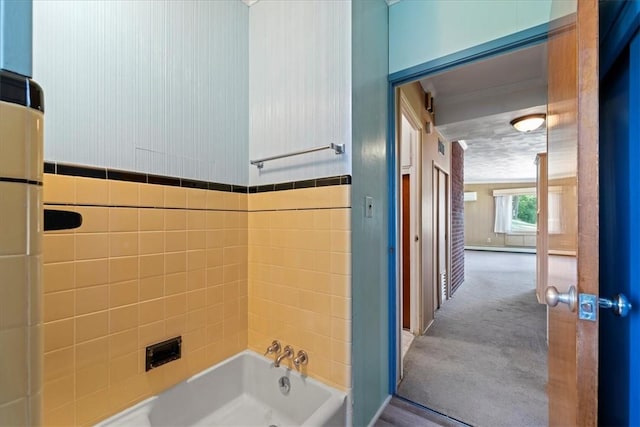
[95,349,347,427]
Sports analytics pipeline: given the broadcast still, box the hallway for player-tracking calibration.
[398,250,547,427]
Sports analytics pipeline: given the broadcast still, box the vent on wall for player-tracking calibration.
[440,271,448,301]
[464,192,477,202]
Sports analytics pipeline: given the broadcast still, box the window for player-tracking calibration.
[493,186,563,234]
[510,194,537,233]
[493,187,537,234]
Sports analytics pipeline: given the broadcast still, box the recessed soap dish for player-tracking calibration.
[145,336,182,371]
[44,209,82,231]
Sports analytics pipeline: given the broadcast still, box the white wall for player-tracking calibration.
[33,0,249,185]
[249,0,351,186]
[389,0,576,74]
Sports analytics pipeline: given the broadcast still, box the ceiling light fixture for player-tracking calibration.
[510,114,546,132]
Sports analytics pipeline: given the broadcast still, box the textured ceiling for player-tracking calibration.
[417,44,549,183]
[438,107,546,183]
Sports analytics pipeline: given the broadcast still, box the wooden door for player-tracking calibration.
[402,175,411,329]
[432,168,448,309]
[535,153,548,304]
[546,0,599,425]
[437,170,447,305]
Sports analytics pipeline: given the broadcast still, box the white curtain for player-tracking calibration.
[494,195,512,233]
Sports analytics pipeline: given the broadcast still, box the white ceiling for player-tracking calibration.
[419,44,547,102]
[417,44,549,183]
[439,107,546,183]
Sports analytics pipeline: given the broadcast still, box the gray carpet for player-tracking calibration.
[398,250,547,427]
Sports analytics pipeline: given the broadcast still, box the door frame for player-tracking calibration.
[395,91,423,382]
[398,92,423,337]
[597,2,640,424]
[432,161,450,307]
[386,19,567,393]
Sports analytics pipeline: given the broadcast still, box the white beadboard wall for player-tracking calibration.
[249,0,352,186]
[33,0,249,185]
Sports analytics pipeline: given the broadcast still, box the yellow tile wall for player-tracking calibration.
[0,102,44,426]
[42,175,247,426]
[247,186,352,391]
[42,172,352,425]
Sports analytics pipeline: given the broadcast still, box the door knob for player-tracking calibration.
[546,286,632,319]
[599,294,632,317]
[545,285,577,312]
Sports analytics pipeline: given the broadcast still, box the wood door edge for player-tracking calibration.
[575,0,600,425]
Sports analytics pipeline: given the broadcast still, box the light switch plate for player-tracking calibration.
[365,196,374,218]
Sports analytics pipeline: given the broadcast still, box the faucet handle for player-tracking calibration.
[294,350,308,367]
[282,345,294,357]
[264,340,281,356]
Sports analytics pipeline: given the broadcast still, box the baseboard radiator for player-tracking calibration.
[440,270,448,301]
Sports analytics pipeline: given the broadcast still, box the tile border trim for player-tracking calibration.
[44,161,351,194]
[0,70,44,112]
[0,176,43,186]
[43,202,350,213]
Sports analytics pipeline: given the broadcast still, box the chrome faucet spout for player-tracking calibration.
[274,345,294,367]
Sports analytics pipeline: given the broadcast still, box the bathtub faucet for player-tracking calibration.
[274,345,294,367]
[293,350,308,368]
[264,340,281,358]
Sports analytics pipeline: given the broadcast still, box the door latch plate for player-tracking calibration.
[579,293,597,322]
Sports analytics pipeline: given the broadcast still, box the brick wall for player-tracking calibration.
[451,142,465,294]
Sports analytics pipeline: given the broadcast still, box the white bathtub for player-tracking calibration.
[96,350,348,427]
